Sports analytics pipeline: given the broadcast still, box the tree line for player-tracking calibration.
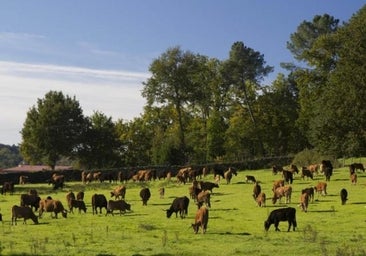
[17,6,366,170]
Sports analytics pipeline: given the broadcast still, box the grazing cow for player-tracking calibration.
[176,167,191,184]
[350,163,365,172]
[299,193,309,212]
[92,194,108,215]
[106,200,131,216]
[301,167,313,180]
[20,194,41,211]
[272,185,292,204]
[282,170,293,184]
[66,191,76,206]
[189,185,202,201]
[110,185,126,200]
[69,199,87,213]
[212,167,226,180]
[199,181,219,193]
[350,172,357,185]
[1,181,14,195]
[224,167,237,184]
[245,175,256,183]
[19,175,29,185]
[272,179,284,192]
[140,188,151,206]
[314,182,327,196]
[320,160,333,181]
[256,192,266,207]
[39,199,67,219]
[264,207,297,232]
[340,188,348,205]
[191,207,209,234]
[301,187,314,203]
[196,191,211,209]
[159,187,165,199]
[76,191,84,201]
[166,196,190,219]
[252,182,261,201]
[272,165,284,175]
[12,205,38,225]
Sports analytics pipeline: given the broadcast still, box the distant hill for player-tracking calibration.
[0,144,23,169]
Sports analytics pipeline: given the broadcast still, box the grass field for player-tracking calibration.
[0,166,365,256]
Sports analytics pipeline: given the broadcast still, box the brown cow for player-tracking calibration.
[256,192,266,207]
[350,163,365,172]
[191,207,209,234]
[196,190,211,209]
[12,205,38,225]
[299,193,309,212]
[20,194,41,211]
[69,199,87,214]
[314,182,327,196]
[224,167,237,184]
[76,191,84,200]
[350,173,357,185]
[159,187,165,199]
[19,175,29,185]
[301,167,313,180]
[272,185,292,204]
[1,181,14,195]
[252,182,261,201]
[66,191,76,209]
[49,174,65,190]
[272,179,284,192]
[110,185,126,200]
[307,164,319,175]
[106,200,131,216]
[39,199,67,218]
[301,187,314,203]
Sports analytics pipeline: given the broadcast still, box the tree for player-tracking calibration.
[77,111,121,169]
[142,46,202,164]
[20,91,86,169]
[221,41,273,157]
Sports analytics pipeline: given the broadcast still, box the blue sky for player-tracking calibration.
[0,1,365,145]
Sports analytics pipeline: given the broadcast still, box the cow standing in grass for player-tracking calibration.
[340,188,348,205]
[264,207,297,232]
[12,205,38,225]
[191,207,209,234]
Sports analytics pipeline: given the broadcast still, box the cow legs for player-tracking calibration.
[274,221,280,231]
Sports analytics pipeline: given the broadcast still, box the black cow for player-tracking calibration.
[321,160,333,181]
[199,181,219,193]
[282,170,293,184]
[252,182,261,201]
[1,181,14,195]
[340,188,348,205]
[92,194,108,215]
[140,188,151,206]
[20,194,41,211]
[301,167,313,180]
[264,207,297,232]
[166,196,190,219]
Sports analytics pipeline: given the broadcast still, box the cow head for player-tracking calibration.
[264,221,271,231]
[61,210,68,218]
[166,209,173,218]
[191,223,199,234]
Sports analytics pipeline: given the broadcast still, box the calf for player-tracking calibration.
[256,192,266,207]
[92,194,108,215]
[299,193,309,212]
[191,207,209,234]
[264,207,297,232]
[245,175,256,183]
[12,205,38,225]
[314,182,327,196]
[140,188,151,206]
[340,188,348,205]
[69,199,87,213]
[272,185,292,204]
[166,196,190,219]
[301,167,313,180]
[106,200,131,216]
[110,185,126,200]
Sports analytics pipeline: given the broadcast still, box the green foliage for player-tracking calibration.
[0,144,22,168]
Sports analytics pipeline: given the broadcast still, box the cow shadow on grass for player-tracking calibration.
[350,201,366,205]
[211,231,251,236]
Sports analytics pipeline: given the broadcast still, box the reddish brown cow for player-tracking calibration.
[196,191,211,209]
[252,182,261,201]
[39,199,67,218]
[350,173,357,185]
[110,185,126,200]
[76,191,84,200]
[314,182,327,196]
[191,207,209,234]
[272,179,285,192]
[106,200,131,216]
[307,164,319,175]
[299,193,309,212]
[272,185,292,204]
[301,187,314,203]
[224,167,237,184]
[256,192,266,207]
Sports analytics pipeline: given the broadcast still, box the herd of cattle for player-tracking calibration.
[1,160,364,233]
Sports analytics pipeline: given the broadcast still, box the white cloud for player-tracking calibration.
[0,61,150,145]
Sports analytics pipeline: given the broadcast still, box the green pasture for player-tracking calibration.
[0,167,365,256]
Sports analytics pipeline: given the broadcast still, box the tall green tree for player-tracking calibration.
[142,46,202,164]
[222,41,273,157]
[20,91,86,169]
